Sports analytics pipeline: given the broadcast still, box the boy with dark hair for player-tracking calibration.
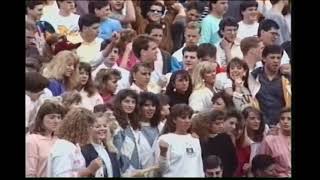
[26,0,44,24]
[88,1,122,41]
[251,154,277,177]
[204,155,224,177]
[248,44,291,126]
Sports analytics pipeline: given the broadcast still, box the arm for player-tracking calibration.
[118,0,136,24]
[26,136,38,177]
[171,2,186,24]
[119,43,132,69]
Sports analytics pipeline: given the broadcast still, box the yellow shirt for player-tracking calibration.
[76,38,103,64]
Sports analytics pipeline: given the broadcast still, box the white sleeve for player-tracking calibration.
[50,153,78,177]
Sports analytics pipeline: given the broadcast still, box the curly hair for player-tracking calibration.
[112,89,140,130]
[42,50,80,91]
[30,101,66,135]
[192,61,217,90]
[55,108,95,146]
[77,62,97,97]
[161,104,193,135]
[138,92,161,127]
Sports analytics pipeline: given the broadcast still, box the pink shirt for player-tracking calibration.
[258,133,291,177]
[117,51,139,71]
[26,134,58,177]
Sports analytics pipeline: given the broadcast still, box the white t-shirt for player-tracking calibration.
[43,13,80,34]
[156,133,204,177]
[237,21,259,41]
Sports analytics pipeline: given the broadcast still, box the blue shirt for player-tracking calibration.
[98,18,122,40]
[199,14,222,45]
[48,79,65,96]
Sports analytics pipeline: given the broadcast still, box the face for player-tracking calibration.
[229,63,246,81]
[250,42,264,60]
[161,104,170,117]
[174,75,189,94]
[43,113,62,133]
[141,41,158,63]
[175,115,192,133]
[206,166,223,177]
[105,75,119,93]
[147,5,163,22]
[106,47,120,65]
[91,117,108,141]
[261,28,280,46]
[185,28,200,46]
[242,6,258,22]
[222,26,238,42]
[28,4,44,20]
[246,111,261,131]
[210,119,225,134]
[84,23,100,42]
[203,67,217,86]
[121,96,136,114]
[142,100,156,120]
[95,5,112,20]
[133,66,151,87]
[58,0,75,13]
[110,0,124,11]
[183,51,199,72]
[186,9,201,22]
[224,117,237,133]
[279,112,291,132]
[212,0,229,15]
[212,98,226,112]
[64,60,75,77]
[263,53,282,73]
[79,68,89,86]
[258,164,277,177]
[150,28,164,45]
[26,30,36,47]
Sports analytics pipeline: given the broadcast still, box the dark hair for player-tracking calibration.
[26,0,43,14]
[197,43,217,59]
[88,1,109,15]
[208,110,226,122]
[182,45,198,56]
[226,57,249,90]
[218,16,239,38]
[148,2,165,15]
[78,62,96,97]
[186,1,203,13]
[129,62,152,85]
[26,72,49,93]
[270,0,281,5]
[226,108,243,125]
[251,154,275,176]
[139,92,161,127]
[30,101,66,135]
[211,91,235,111]
[132,34,157,58]
[262,45,283,58]
[240,36,261,56]
[158,94,169,107]
[61,91,82,110]
[78,14,100,31]
[145,23,164,34]
[208,0,219,11]
[205,155,223,169]
[93,103,113,113]
[165,70,193,101]
[280,107,291,115]
[113,89,140,130]
[239,1,258,19]
[161,104,193,134]
[242,106,265,142]
[257,19,279,37]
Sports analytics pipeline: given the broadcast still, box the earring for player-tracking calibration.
[173,88,176,92]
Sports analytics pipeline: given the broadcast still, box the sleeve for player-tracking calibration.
[113,128,125,153]
[199,19,212,44]
[51,152,79,177]
[170,57,183,72]
[26,136,38,177]
[154,137,170,174]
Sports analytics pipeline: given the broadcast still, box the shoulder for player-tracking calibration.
[26,134,42,144]
[51,139,77,156]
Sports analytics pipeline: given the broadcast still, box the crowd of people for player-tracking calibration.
[25,0,291,177]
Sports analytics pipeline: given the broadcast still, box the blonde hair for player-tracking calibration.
[43,50,79,90]
[192,61,217,90]
[94,112,118,153]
